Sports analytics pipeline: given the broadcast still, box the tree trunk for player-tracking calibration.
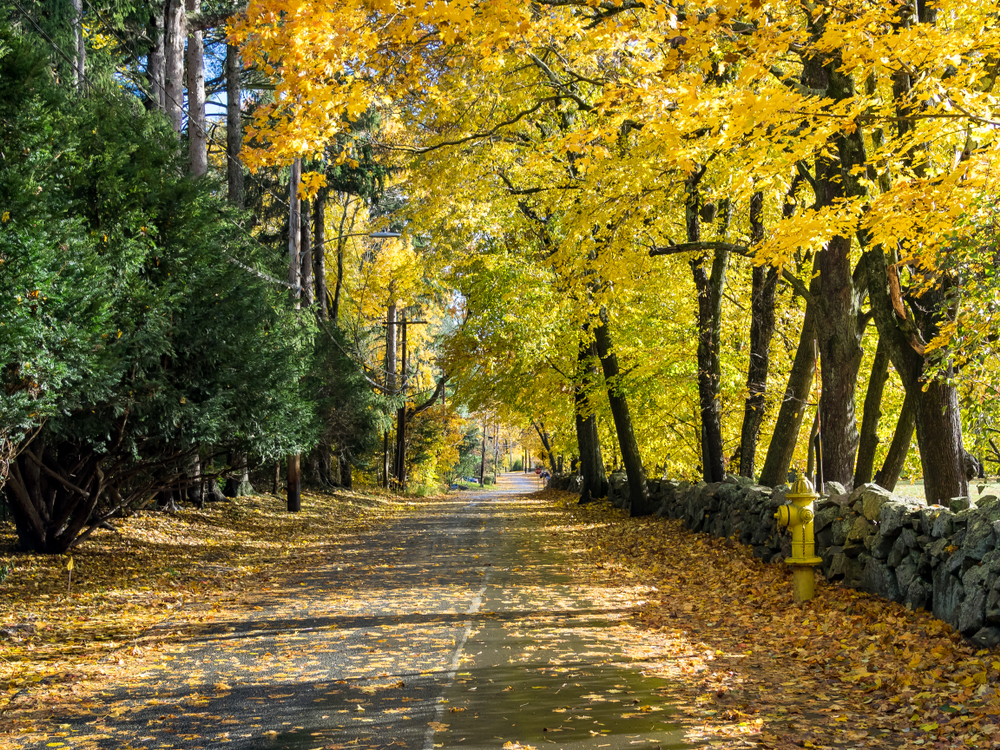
[874,389,915,491]
[224,452,253,497]
[287,453,301,512]
[340,456,352,489]
[759,302,817,487]
[225,43,243,207]
[4,437,104,554]
[146,6,167,113]
[480,421,488,485]
[593,309,651,515]
[288,158,301,305]
[186,452,202,505]
[854,337,889,487]
[314,192,328,320]
[574,338,607,501]
[301,198,314,306]
[71,0,85,89]
[686,169,728,483]
[164,0,185,134]
[914,372,968,506]
[532,422,558,473]
[185,0,207,177]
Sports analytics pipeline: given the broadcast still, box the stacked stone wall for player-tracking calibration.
[548,471,1000,647]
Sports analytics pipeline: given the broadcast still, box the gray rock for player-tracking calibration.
[971,627,1000,649]
[825,481,847,496]
[896,559,919,593]
[932,510,955,538]
[960,585,988,635]
[832,516,853,546]
[949,497,972,512]
[870,527,898,558]
[978,495,1000,511]
[945,551,967,576]
[860,485,894,521]
[879,501,913,537]
[816,525,835,550]
[814,505,842,532]
[963,518,997,561]
[847,515,876,542]
[843,540,867,558]
[986,581,1000,625]
[964,563,991,591]
[888,539,906,568]
[901,528,918,548]
[927,537,952,559]
[933,564,964,627]
[907,578,932,611]
[826,550,847,580]
[919,507,944,536]
[863,557,902,601]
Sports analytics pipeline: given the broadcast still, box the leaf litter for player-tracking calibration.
[0,481,996,750]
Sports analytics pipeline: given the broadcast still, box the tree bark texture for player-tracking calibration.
[164,0,185,134]
[225,43,244,207]
[146,6,167,113]
[533,422,558,473]
[759,302,817,487]
[593,309,651,516]
[288,158,301,305]
[874,389,915,491]
[738,189,779,479]
[287,453,301,512]
[185,0,207,177]
[685,168,727,483]
[301,198,314,306]
[574,338,608,501]
[71,0,85,89]
[314,192,328,320]
[854,337,889,487]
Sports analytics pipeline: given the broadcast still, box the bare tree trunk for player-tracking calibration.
[225,43,243,207]
[301,198,313,306]
[738,188,782,479]
[854,337,889,487]
[394,315,408,488]
[384,295,397,485]
[147,6,167,113]
[71,0,85,89]
[185,0,207,177]
[287,454,301,512]
[532,422,558,473]
[759,302,817,487]
[874,389,915,491]
[574,338,607,501]
[686,169,728,483]
[593,309,651,516]
[314,193,328,320]
[288,158,301,305]
[480,420,488,485]
[164,0,185,134]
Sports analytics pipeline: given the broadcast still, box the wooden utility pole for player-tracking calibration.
[394,313,408,487]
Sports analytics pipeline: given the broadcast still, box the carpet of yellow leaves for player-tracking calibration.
[0,489,401,734]
[547,491,1000,750]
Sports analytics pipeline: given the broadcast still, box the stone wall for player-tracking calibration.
[549,471,1000,647]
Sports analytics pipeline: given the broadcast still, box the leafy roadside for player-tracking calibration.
[548,490,1000,750]
[0,489,404,735]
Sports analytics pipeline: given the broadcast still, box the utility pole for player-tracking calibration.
[395,313,408,487]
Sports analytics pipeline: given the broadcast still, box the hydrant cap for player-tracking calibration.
[790,473,815,496]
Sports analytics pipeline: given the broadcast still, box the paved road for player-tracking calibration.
[37,474,694,750]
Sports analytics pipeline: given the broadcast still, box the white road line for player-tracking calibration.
[422,571,491,750]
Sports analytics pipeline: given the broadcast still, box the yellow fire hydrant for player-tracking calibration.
[774,473,823,603]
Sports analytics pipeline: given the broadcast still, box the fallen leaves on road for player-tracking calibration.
[546,489,1000,750]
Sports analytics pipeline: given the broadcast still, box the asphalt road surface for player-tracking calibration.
[38,474,695,750]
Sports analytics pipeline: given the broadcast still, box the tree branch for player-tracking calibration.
[649,241,813,302]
